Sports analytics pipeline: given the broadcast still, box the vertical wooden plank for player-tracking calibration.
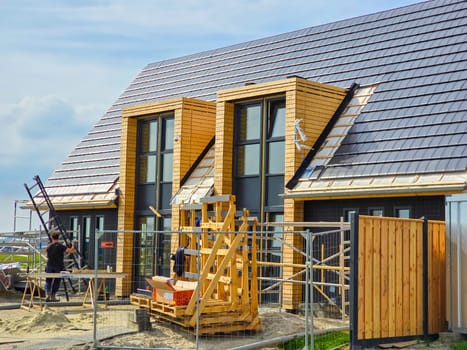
[357,216,366,339]
[428,222,435,333]
[380,217,390,338]
[402,221,411,335]
[409,220,418,334]
[388,218,396,337]
[416,220,424,334]
[395,219,403,336]
[373,217,381,338]
[439,222,447,332]
[364,217,374,338]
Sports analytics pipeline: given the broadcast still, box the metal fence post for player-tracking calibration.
[305,230,309,350]
[93,231,98,347]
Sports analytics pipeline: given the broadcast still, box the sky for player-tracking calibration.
[0,0,423,233]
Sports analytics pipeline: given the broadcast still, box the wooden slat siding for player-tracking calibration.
[409,220,418,334]
[402,220,412,334]
[374,217,382,338]
[216,77,345,310]
[428,221,435,333]
[360,216,369,339]
[387,218,396,337]
[357,216,446,342]
[394,218,404,336]
[364,216,374,338]
[119,98,216,295]
[282,199,304,309]
[416,218,424,335]
[428,221,447,334]
[116,114,138,296]
[215,101,234,195]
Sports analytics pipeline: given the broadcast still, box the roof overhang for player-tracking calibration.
[284,172,467,200]
[22,181,119,211]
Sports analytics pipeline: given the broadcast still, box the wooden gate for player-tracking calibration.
[350,215,446,347]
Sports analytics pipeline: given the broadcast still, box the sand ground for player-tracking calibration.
[0,291,349,350]
[0,291,459,350]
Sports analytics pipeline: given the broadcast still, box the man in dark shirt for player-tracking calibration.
[45,231,75,301]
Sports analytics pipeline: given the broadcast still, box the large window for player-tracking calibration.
[234,97,285,306]
[134,113,174,289]
[234,97,285,219]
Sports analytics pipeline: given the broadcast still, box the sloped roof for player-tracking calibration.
[46,0,467,202]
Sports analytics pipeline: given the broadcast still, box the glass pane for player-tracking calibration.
[95,216,104,240]
[141,120,158,153]
[269,101,285,138]
[237,144,260,175]
[268,141,285,174]
[139,216,155,232]
[163,118,174,151]
[83,216,91,260]
[139,216,155,246]
[266,175,284,207]
[159,217,172,277]
[239,104,261,141]
[369,208,384,216]
[396,208,411,218]
[139,155,156,183]
[162,153,173,182]
[70,217,78,240]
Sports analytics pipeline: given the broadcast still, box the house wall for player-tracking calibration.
[117,98,216,295]
[216,77,347,309]
[57,208,118,268]
[304,196,446,222]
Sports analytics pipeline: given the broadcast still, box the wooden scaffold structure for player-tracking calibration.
[131,194,261,334]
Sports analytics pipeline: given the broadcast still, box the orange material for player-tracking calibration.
[146,276,194,306]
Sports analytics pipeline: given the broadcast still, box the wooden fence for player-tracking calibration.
[350,215,446,347]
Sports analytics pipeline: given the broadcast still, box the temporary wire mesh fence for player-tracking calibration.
[0,227,350,350]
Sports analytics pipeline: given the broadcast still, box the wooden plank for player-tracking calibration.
[394,219,403,336]
[416,220,423,335]
[409,220,418,334]
[364,217,374,338]
[402,221,411,335]
[373,217,381,338]
[380,218,390,338]
[388,218,396,337]
[357,217,366,339]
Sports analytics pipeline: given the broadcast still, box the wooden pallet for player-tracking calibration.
[139,195,261,334]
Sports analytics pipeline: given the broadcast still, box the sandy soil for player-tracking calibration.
[0,291,348,350]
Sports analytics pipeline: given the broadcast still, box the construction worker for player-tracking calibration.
[45,231,75,301]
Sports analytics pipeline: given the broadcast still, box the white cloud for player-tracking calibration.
[0,95,88,169]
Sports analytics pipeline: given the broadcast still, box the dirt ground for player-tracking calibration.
[0,291,349,350]
[0,291,460,350]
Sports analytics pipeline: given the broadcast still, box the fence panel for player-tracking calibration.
[352,215,446,347]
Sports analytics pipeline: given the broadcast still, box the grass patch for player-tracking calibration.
[452,341,467,350]
[279,330,349,350]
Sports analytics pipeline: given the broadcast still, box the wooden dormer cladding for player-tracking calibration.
[116,98,215,296]
[216,77,346,310]
[215,77,347,196]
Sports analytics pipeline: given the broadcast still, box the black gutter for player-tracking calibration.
[285,82,359,190]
